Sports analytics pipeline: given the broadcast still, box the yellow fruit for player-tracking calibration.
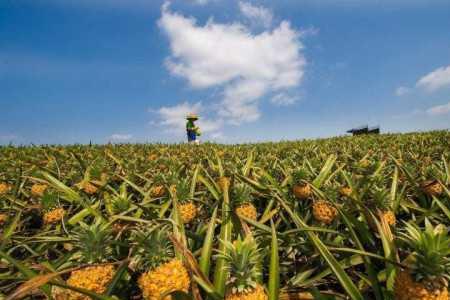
[65,265,116,300]
[31,184,47,197]
[422,180,443,197]
[293,183,311,200]
[382,210,396,226]
[43,208,65,225]
[218,177,231,191]
[236,203,257,221]
[179,202,198,224]
[225,284,268,300]
[138,259,190,300]
[0,213,8,226]
[150,185,166,198]
[83,182,98,195]
[0,183,11,195]
[340,186,352,197]
[394,270,448,300]
[312,200,337,225]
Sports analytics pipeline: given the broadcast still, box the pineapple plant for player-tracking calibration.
[131,226,190,300]
[233,183,257,221]
[150,174,166,198]
[394,219,450,300]
[218,236,267,300]
[53,219,116,300]
[339,186,353,198]
[172,178,198,224]
[291,169,312,200]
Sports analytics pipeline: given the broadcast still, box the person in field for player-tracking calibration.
[186,113,201,144]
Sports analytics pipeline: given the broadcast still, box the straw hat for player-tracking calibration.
[186,113,199,120]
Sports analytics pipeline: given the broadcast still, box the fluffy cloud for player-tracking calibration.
[417,65,450,92]
[238,1,273,28]
[395,86,410,96]
[110,134,132,140]
[426,102,450,116]
[158,3,305,124]
[154,101,223,137]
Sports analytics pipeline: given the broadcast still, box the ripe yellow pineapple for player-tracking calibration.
[236,204,257,221]
[233,183,257,221]
[421,180,443,197]
[58,219,116,299]
[66,264,116,300]
[394,219,450,300]
[312,200,337,224]
[339,186,352,197]
[219,237,267,300]
[0,213,8,226]
[43,207,65,225]
[292,169,312,200]
[172,179,198,224]
[31,183,47,197]
[0,182,11,195]
[138,259,190,300]
[218,176,231,192]
[382,210,396,226]
[133,227,191,300]
[150,185,165,197]
[179,202,198,224]
[293,183,311,200]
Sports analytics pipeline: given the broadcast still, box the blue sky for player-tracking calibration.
[1,0,450,145]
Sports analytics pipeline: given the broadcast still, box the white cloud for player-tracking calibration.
[154,101,223,137]
[417,65,450,92]
[158,3,305,124]
[238,1,273,28]
[395,86,410,96]
[110,134,132,140]
[270,93,298,106]
[426,102,450,116]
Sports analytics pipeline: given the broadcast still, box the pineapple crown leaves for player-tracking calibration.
[72,218,113,264]
[41,193,59,211]
[130,225,174,272]
[217,236,262,294]
[173,178,191,203]
[291,169,311,185]
[105,183,132,214]
[400,219,450,281]
[231,183,253,206]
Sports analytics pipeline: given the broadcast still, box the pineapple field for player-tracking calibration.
[1,130,450,300]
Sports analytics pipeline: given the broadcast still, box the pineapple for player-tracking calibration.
[394,219,450,300]
[173,179,198,224]
[56,219,116,300]
[233,183,257,221]
[339,186,353,198]
[292,170,311,200]
[218,236,267,300]
[312,200,337,225]
[363,181,396,230]
[421,180,443,197]
[150,174,166,198]
[0,182,11,195]
[0,213,8,226]
[43,207,65,225]
[31,183,47,197]
[132,227,190,300]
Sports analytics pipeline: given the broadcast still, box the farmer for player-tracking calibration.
[186,113,201,144]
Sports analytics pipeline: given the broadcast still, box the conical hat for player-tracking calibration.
[186,113,199,120]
